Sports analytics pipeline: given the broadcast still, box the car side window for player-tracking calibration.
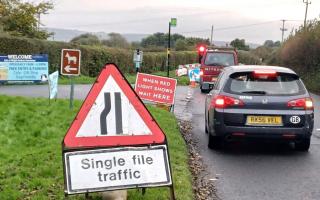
[214,72,225,90]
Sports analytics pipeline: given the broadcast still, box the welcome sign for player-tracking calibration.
[0,54,48,81]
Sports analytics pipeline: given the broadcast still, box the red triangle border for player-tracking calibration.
[63,64,166,149]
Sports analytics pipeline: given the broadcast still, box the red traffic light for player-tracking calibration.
[198,46,206,52]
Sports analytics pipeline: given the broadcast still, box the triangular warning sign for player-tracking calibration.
[63,64,166,149]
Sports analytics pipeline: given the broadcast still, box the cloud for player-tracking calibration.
[42,0,319,43]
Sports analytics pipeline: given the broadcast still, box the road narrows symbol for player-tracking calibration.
[100,92,123,135]
[115,92,123,134]
[100,93,111,135]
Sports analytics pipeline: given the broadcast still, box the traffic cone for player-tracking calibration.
[190,72,196,88]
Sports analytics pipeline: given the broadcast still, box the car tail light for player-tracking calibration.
[287,98,313,110]
[210,95,244,109]
[253,70,277,78]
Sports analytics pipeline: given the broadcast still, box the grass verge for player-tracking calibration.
[0,95,193,200]
[59,71,190,86]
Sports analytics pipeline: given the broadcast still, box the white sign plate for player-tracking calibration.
[64,145,172,194]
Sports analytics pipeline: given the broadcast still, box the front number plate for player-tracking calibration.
[246,116,282,126]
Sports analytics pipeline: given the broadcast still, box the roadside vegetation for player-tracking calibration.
[59,70,190,86]
[0,95,193,200]
[261,19,320,92]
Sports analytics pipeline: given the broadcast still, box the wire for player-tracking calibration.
[180,20,280,34]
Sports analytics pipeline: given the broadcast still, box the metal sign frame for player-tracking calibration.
[62,63,175,199]
[63,145,172,194]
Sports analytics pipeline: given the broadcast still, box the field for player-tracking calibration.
[0,95,193,200]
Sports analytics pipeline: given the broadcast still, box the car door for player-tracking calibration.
[205,71,226,129]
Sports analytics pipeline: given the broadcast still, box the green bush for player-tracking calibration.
[237,50,262,65]
[0,35,198,76]
[273,20,320,91]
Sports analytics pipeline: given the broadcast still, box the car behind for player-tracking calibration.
[205,65,314,151]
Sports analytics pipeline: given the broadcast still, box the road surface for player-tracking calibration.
[184,87,320,200]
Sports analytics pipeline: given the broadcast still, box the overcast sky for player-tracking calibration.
[40,0,320,44]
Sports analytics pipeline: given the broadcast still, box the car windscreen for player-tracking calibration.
[204,52,235,66]
[224,71,307,96]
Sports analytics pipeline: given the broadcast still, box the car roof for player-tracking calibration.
[223,65,296,75]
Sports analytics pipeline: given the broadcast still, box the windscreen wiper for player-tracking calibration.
[241,91,267,95]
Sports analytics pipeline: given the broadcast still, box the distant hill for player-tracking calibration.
[213,40,260,49]
[44,28,260,48]
[45,28,149,42]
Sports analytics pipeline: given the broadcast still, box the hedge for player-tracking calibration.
[0,35,263,77]
[0,34,198,76]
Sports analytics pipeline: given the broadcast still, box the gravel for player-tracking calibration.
[178,120,220,200]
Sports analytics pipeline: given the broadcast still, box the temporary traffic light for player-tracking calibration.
[198,46,206,53]
[197,45,206,63]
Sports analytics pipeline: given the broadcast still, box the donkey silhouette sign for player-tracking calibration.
[61,49,81,76]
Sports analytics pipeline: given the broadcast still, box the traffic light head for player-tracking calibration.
[198,46,205,53]
[197,45,206,63]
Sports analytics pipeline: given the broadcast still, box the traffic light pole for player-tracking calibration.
[167,22,171,77]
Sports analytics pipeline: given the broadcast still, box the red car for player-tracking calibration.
[198,47,238,93]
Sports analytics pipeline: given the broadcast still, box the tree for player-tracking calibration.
[141,32,185,48]
[263,40,281,48]
[102,32,130,48]
[185,37,210,46]
[230,38,249,51]
[70,33,101,45]
[0,0,53,39]
[175,39,188,51]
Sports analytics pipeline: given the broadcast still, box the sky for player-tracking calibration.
[39,0,320,44]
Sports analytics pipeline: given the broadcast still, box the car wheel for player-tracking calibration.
[201,88,210,93]
[208,134,223,150]
[295,137,311,151]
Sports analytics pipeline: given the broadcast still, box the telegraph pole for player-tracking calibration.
[303,0,311,28]
[210,25,214,45]
[280,20,287,42]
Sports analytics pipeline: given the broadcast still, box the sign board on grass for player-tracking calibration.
[0,54,48,81]
[64,145,171,194]
[48,71,59,99]
[62,64,173,196]
[135,73,177,105]
[61,49,81,76]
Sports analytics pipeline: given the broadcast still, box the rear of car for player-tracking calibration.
[206,66,314,151]
[200,50,238,93]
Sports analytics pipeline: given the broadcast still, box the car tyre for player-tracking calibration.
[208,134,223,150]
[201,88,210,93]
[295,137,311,151]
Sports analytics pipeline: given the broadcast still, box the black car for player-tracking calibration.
[205,65,314,151]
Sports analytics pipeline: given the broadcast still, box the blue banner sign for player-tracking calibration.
[0,54,48,81]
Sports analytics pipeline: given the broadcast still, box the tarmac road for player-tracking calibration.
[185,87,320,200]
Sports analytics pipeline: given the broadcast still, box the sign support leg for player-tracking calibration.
[69,76,74,109]
[48,81,51,106]
[85,192,89,199]
[169,186,176,200]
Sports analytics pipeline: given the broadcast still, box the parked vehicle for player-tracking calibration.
[198,46,238,93]
[205,65,314,151]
